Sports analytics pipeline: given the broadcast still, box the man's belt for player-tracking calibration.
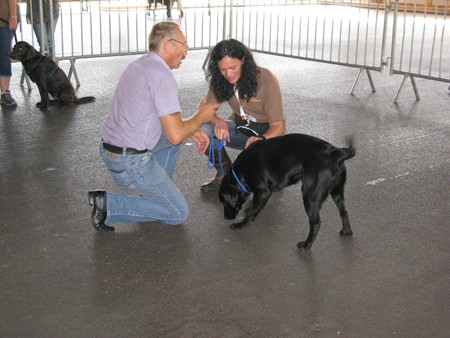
[103,142,147,155]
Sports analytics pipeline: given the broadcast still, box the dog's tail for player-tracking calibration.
[336,135,356,163]
[74,96,96,104]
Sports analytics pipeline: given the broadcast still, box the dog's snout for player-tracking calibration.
[224,208,238,220]
[224,214,235,220]
[10,50,19,60]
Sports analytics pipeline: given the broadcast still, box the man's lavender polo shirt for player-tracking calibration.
[100,52,182,151]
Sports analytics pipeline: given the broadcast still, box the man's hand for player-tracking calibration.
[197,97,221,123]
[191,129,210,154]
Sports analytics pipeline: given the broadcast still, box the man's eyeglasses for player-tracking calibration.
[169,38,189,50]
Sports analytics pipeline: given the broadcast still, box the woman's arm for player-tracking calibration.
[8,0,18,30]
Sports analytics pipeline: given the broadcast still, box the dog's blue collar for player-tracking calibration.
[231,166,250,194]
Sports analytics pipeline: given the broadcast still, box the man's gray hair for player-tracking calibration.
[148,22,180,51]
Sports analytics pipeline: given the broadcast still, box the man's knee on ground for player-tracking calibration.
[165,201,189,225]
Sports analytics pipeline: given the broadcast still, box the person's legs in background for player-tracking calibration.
[44,19,58,58]
[32,22,43,53]
[32,17,58,59]
[44,20,53,56]
[0,26,16,106]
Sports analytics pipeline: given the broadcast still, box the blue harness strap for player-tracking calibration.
[25,54,45,82]
[25,54,59,82]
[207,137,229,177]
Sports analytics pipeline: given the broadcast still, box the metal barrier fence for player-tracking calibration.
[222,0,449,101]
[390,0,449,101]
[223,0,389,95]
[14,0,450,101]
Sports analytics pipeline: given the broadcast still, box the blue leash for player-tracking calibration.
[208,137,228,177]
[231,167,251,194]
[207,136,251,194]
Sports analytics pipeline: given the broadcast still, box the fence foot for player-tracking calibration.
[410,76,420,101]
[202,48,212,71]
[68,58,81,87]
[393,75,420,103]
[20,68,32,91]
[350,67,376,95]
[366,69,376,93]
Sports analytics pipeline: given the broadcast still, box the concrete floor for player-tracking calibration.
[1,50,449,337]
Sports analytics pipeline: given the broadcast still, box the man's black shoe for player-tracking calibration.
[88,190,115,232]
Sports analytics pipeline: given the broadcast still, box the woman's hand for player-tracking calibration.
[244,121,284,148]
[214,119,230,144]
[9,16,18,31]
[245,136,264,148]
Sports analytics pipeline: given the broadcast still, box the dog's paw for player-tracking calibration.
[230,220,249,230]
[339,229,353,237]
[36,102,47,109]
[297,241,312,250]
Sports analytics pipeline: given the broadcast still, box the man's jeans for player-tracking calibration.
[101,133,189,225]
[201,120,248,151]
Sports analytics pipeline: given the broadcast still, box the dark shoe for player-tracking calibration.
[0,90,17,106]
[88,190,115,232]
[200,175,223,192]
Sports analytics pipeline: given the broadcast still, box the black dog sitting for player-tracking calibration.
[148,0,183,18]
[218,133,355,250]
[10,41,95,109]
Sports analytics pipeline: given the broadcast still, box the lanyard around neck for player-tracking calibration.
[234,85,247,121]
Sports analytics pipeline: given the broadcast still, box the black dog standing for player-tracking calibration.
[218,133,356,250]
[10,41,95,109]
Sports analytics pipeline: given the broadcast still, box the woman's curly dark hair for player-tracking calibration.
[206,39,260,103]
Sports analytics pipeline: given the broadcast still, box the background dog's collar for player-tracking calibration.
[231,167,250,194]
[25,54,45,76]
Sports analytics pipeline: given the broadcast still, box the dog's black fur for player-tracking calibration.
[10,41,95,109]
[218,133,355,250]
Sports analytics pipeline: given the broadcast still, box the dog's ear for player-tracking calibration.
[25,44,37,60]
